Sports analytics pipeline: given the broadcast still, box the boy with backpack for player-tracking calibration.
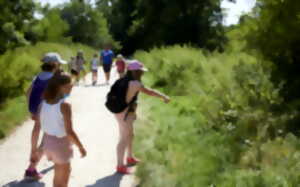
[105,60,170,174]
[24,52,67,180]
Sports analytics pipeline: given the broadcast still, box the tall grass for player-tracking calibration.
[133,46,300,186]
[0,42,97,139]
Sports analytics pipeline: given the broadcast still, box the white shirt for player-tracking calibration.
[40,99,67,138]
[91,58,99,70]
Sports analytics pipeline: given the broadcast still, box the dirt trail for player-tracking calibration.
[0,69,137,187]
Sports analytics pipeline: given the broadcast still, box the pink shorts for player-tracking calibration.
[42,134,73,164]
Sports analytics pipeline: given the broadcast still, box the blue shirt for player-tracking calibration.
[101,50,114,65]
[29,71,54,114]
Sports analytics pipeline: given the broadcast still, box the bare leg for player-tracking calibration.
[116,115,134,166]
[53,163,71,187]
[105,72,110,84]
[27,120,42,169]
[126,117,134,159]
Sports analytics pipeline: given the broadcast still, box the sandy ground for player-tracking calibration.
[0,68,137,187]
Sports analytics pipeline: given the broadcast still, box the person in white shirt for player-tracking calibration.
[90,54,99,86]
[31,74,87,187]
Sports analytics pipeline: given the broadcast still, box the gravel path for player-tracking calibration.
[0,69,137,187]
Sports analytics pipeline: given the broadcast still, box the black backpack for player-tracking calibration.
[105,76,137,113]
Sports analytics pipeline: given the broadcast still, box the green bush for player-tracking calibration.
[0,42,97,138]
[0,96,28,139]
[0,42,96,101]
[134,46,300,186]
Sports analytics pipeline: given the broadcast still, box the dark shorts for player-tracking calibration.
[92,69,98,73]
[103,63,112,73]
[71,69,79,76]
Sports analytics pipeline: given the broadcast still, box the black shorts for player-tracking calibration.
[92,69,98,73]
[103,63,112,73]
[71,69,79,76]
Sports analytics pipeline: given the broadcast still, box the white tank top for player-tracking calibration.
[40,99,67,138]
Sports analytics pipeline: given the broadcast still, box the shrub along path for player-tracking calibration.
[0,68,137,187]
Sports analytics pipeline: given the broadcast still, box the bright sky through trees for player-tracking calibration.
[38,0,256,26]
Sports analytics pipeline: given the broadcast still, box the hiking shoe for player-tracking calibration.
[127,157,140,166]
[116,166,131,174]
[24,169,43,180]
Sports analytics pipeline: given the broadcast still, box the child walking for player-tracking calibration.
[25,52,66,180]
[90,54,99,86]
[68,56,79,83]
[32,74,87,187]
[75,51,86,85]
[107,60,170,174]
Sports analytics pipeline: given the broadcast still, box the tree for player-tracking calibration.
[27,9,70,43]
[0,0,35,53]
[230,0,300,102]
[97,0,226,55]
[61,0,118,48]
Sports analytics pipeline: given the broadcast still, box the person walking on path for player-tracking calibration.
[90,54,100,86]
[115,54,126,78]
[75,51,86,85]
[68,56,79,83]
[25,52,67,180]
[32,74,87,187]
[106,60,170,174]
[100,45,114,85]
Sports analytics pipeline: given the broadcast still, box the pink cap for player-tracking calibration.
[127,60,148,71]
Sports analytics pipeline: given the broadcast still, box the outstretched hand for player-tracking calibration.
[163,96,171,103]
[79,146,87,158]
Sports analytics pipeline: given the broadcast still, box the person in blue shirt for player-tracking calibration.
[24,52,67,180]
[100,45,114,85]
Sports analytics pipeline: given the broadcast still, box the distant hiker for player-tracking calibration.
[75,50,86,85]
[68,56,79,82]
[25,52,67,180]
[105,60,170,174]
[90,54,99,86]
[100,45,114,85]
[32,74,87,187]
[115,54,126,78]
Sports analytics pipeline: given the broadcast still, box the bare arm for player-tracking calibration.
[139,86,170,103]
[31,115,41,153]
[61,102,86,157]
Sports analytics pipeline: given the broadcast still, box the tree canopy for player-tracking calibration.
[97,0,227,54]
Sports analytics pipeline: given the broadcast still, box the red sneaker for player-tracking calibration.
[127,157,140,166]
[24,168,43,180]
[116,166,131,174]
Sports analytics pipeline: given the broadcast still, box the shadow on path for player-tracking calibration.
[2,166,54,187]
[2,180,45,187]
[86,173,124,187]
[40,166,54,174]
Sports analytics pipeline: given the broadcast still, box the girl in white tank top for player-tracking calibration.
[31,74,86,187]
[40,99,66,138]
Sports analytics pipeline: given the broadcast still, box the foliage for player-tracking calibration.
[97,0,227,55]
[0,96,28,139]
[228,0,300,103]
[133,46,299,186]
[27,9,70,43]
[61,0,120,49]
[0,0,35,53]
